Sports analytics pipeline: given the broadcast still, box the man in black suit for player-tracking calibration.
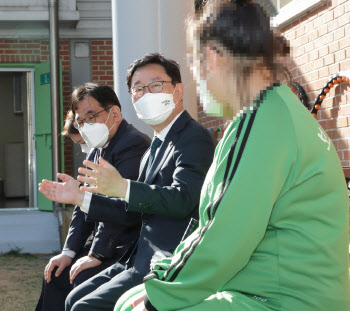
[36,83,150,311]
[61,54,216,311]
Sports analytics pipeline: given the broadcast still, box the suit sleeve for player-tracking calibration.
[87,135,148,255]
[63,205,94,253]
[143,112,296,310]
[127,130,216,220]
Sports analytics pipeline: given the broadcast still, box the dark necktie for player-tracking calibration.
[146,137,162,176]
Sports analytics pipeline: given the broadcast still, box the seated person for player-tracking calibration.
[62,109,90,154]
[116,1,350,311]
[40,53,216,311]
[35,83,150,311]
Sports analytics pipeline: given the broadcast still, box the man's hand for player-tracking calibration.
[39,173,84,206]
[44,253,72,283]
[130,290,148,311]
[77,157,128,198]
[69,255,102,284]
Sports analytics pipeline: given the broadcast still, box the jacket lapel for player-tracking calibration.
[144,110,192,185]
[138,148,151,182]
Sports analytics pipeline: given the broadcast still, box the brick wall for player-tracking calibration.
[281,0,350,166]
[91,39,114,88]
[0,39,115,178]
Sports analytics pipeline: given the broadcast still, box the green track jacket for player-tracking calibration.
[143,84,350,311]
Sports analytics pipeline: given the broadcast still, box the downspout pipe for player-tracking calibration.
[48,0,63,239]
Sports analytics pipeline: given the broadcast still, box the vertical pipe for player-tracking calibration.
[48,0,62,218]
[111,0,119,93]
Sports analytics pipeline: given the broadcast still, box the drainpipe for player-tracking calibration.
[48,0,63,243]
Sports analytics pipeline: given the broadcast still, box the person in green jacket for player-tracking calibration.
[96,0,350,310]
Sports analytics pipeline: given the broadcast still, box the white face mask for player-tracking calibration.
[80,143,91,154]
[78,109,115,149]
[133,85,178,125]
[196,76,224,117]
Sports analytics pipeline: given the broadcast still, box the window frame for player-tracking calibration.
[273,0,327,28]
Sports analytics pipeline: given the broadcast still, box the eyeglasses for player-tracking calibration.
[130,81,175,99]
[73,107,111,129]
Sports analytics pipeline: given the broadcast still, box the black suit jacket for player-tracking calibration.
[87,110,216,271]
[64,119,150,259]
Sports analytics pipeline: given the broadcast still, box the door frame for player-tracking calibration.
[0,66,37,209]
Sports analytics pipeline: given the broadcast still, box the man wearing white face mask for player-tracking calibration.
[60,53,216,311]
[36,83,150,311]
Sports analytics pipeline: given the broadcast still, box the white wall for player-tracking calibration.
[112,0,197,137]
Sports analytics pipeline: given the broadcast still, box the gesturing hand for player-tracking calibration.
[77,157,128,198]
[69,255,101,284]
[130,290,148,311]
[44,253,72,283]
[39,173,84,206]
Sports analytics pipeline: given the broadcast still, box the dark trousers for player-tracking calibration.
[35,249,120,311]
[65,261,147,311]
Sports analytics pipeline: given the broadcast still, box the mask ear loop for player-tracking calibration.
[105,107,117,133]
[172,84,180,105]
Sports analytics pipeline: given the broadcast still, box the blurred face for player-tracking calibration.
[190,45,239,119]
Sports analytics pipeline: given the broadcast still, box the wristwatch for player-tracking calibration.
[88,250,105,261]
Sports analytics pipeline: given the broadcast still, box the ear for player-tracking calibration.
[206,46,218,72]
[175,83,185,102]
[110,105,122,123]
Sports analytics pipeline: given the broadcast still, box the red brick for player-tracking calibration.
[337,117,349,128]
[335,50,346,62]
[91,40,105,45]
[309,70,319,81]
[315,58,324,69]
[329,41,340,53]
[308,30,318,41]
[336,94,348,106]
[296,26,305,38]
[346,1,350,12]
[343,151,350,160]
[337,138,349,149]
[334,4,345,18]
[328,19,339,33]
[329,63,340,74]
[326,119,337,129]
[338,13,350,27]
[98,56,112,61]
[315,79,326,90]
[340,59,350,71]
[331,130,342,140]
[334,27,346,41]
[304,42,314,53]
[319,67,330,78]
[341,105,350,116]
[323,11,334,23]
[98,45,112,51]
[318,24,328,37]
[313,16,323,28]
[323,33,334,45]
[319,45,329,58]
[91,51,105,55]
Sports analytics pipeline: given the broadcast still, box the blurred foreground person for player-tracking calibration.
[115,1,350,310]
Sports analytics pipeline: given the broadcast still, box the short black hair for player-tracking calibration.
[71,83,121,112]
[126,53,182,90]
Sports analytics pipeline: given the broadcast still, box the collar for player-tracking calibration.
[155,110,184,141]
